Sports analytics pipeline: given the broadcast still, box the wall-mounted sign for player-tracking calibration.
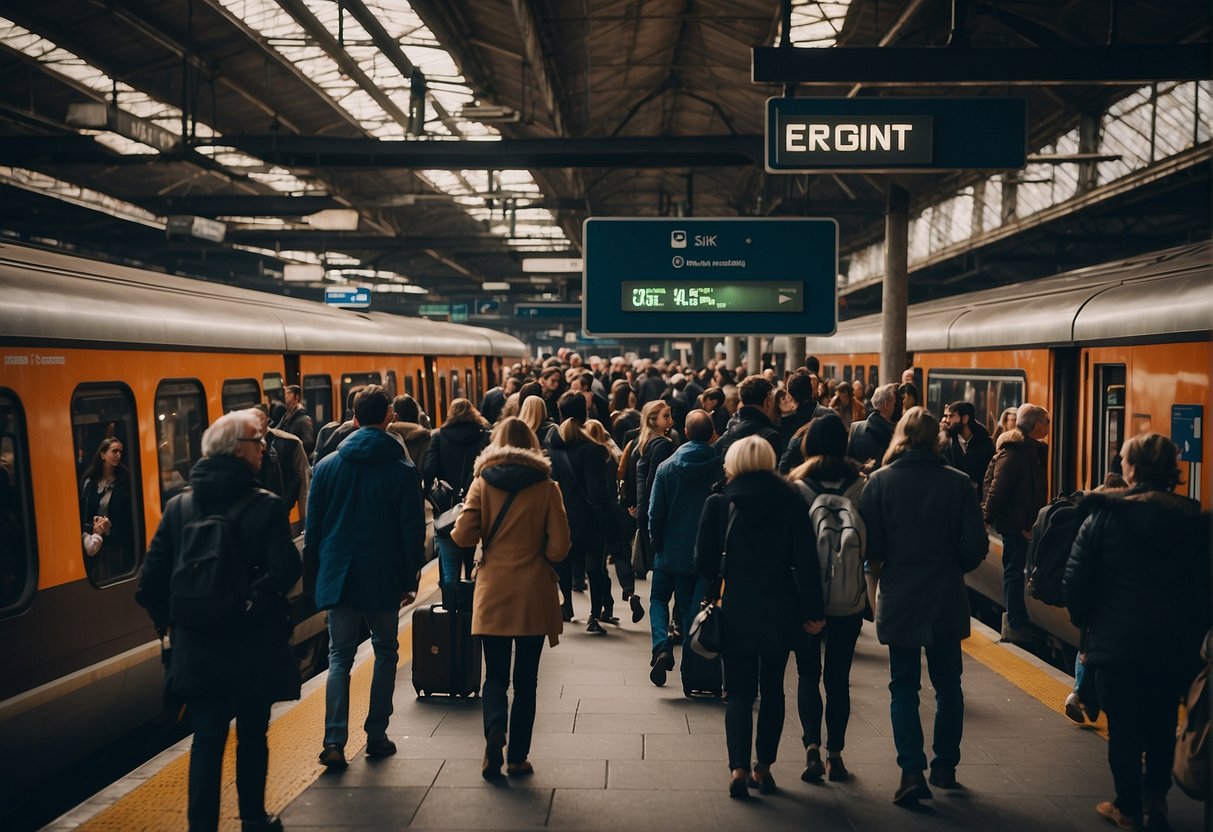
[515,303,581,319]
[766,97,1026,173]
[324,286,371,309]
[1172,404,1203,463]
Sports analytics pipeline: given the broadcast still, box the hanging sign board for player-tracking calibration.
[323,286,371,309]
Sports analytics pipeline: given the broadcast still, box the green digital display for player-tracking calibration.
[621,281,804,313]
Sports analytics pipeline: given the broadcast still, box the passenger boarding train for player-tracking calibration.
[796,242,1212,655]
[0,242,525,808]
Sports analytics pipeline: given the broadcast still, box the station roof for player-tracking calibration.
[0,1,1208,320]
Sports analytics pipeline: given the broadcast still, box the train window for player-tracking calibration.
[303,375,333,426]
[451,370,463,401]
[466,370,475,402]
[926,369,1026,434]
[414,371,424,410]
[1093,365,1127,484]
[72,384,144,588]
[869,365,879,387]
[823,364,837,382]
[340,373,382,413]
[0,391,37,618]
[154,380,206,509]
[385,371,398,398]
[438,375,449,421]
[262,373,284,406]
[474,361,484,402]
[843,366,853,384]
[222,379,260,413]
[404,375,415,397]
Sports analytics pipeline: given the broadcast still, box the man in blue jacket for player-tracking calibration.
[306,385,425,768]
[647,409,723,686]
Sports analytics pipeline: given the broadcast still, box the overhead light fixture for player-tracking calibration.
[522,257,582,273]
[283,263,325,282]
[455,104,521,123]
[166,215,226,243]
[305,209,359,231]
[529,276,552,285]
[482,281,510,291]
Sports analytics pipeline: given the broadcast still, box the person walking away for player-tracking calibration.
[778,371,831,454]
[135,410,300,832]
[1064,433,1209,830]
[277,384,315,457]
[846,384,898,470]
[787,415,867,783]
[632,400,678,599]
[313,386,363,466]
[647,410,722,686]
[715,375,785,460]
[859,407,988,806]
[452,418,571,778]
[389,395,432,467]
[306,385,425,768]
[696,436,823,799]
[943,401,996,495]
[982,403,1050,643]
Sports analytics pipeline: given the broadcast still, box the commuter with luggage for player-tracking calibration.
[451,417,572,779]
[307,385,425,769]
[859,407,988,806]
[695,436,824,799]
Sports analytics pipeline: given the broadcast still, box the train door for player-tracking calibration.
[1050,348,1080,495]
[1091,363,1127,487]
[422,357,438,425]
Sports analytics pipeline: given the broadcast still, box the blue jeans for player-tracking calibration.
[888,641,964,772]
[436,535,475,586]
[648,569,703,655]
[325,607,400,748]
[187,696,271,831]
[1000,532,1030,630]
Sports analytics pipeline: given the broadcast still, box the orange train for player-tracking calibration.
[0,243,525,808]
[799,243,1212,651]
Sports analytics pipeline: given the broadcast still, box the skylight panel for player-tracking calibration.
[788,1,853,47]
[0,166,163,228]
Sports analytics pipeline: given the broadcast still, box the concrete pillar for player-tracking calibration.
[746,336,762,375]
[880,184,910,386]
[701,338,714,369]
[786,337,805,375]
[724,336,739,371]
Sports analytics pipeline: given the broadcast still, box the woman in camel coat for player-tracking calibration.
[452,417,571,779]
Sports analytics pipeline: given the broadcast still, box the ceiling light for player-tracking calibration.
[456,104,521,123]
[306,209,359,231]
[522,257,583,273]
[482,281,510,291]
[283,263,325,282]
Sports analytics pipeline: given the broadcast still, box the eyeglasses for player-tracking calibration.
[237,436,267,447]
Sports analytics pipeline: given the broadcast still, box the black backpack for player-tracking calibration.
[169,490,260,629]
[1025,491,1088,607]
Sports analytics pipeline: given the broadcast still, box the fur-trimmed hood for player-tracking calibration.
[1080,485,1201,518]
[474,444,551,493]
[388,421,430,442]
[995,427,1026,450]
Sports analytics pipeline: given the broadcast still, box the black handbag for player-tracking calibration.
[430,444,475,538]
[689,503,735,660]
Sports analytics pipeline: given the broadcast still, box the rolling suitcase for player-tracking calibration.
[681,649,724,698]
[412,603,481,698]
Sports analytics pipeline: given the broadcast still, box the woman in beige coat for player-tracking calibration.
[452,417,572,779]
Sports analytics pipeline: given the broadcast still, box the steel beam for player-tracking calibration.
[150,195,343,217]
[511,0,568,135]
[752,45,1212,85]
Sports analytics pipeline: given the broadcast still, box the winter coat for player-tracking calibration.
[778,401,832,452]
[859,448,988,648]
[306,427,425,610]
[715,406,785,460]
[638,374,666,407]
[635,434,677,544]
[710,406,731,439]
[546,431,619,549]
[982,429,1048,534]
[846,411,894,468]
[312,420,356,466]
[695,470,824,654]
[278,404,316,456]
[943,422,996,493]
[452,446,571,644]
[648,440,723,574]
[269,427,309,520]
[387,421,432,470]
[135,455,301,701]
[422,419,490,507]
[1065,486,1209,673]
[478,387,507,425]
[80,473,136,581]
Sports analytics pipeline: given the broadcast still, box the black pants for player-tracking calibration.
[722,651,789,771]
[794,613,863,752]
[187,696,272,831]
[565,533,608,620]
[482,635,545,764]
[613,509,637,599]
[1094,664,1184,818]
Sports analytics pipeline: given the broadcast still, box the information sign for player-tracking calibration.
[418,303,450,317]
[323,286,371,309]
[1171,404,1203,463]
[583,217,836,337]
[475,300,500,315]
[451,303,469,323]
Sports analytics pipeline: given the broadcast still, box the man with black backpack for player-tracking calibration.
[136,410,301,832]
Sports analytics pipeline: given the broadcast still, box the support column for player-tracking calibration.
[880,184,910,386]
[747,336,762,375]
[701,338,714,369]
[786,337,805,375]
[725,336,739,371]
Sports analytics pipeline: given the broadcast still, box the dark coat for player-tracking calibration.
[306,427,425,610]
[638,373,666,406]
[944,421,996,493]
[710,406,731,439]
[80,473,136,581]
[136,455,301,701]
[278,404,316,456]
[312,419,356,466]
[422,419,491,504]
[695,471,823,654]
[546,432,619,549]
[663,391,691,436]
[859,448,988,648]
[715,406,785,460]
[478,387,507,425]
[983,429,1048,534]
[648,440,723,574]
[635,434,676,543]
[779,401,832,452]
[1065,486,1209,673]
[846,411,894,468]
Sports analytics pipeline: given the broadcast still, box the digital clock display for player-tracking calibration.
[621,281,804,313]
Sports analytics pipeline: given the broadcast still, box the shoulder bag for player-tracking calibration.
[431,444,475,538]
[468,491,518,580]
[688,501,736,659]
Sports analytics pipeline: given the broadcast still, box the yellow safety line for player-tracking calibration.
[81,567,439,832]
[962,628,1108,740]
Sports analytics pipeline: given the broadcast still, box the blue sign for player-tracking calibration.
[515,303,580,319]
[451,303,469,323]
[476,300,500,315]
[766,97,1026,173]
[583,217,836,337]
[1171,404,1203,463]
[324,286,371,309]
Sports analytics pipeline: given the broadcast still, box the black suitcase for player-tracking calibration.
[681,649,724,698]
[412,604,481,698]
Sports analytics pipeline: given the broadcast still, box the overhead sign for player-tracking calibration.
[766,97,1026,173]
[450,303,469,323]
[166,214,227,243]
[324,286,371,309]
[475,300,500,315]
[418,303,450,317]
[515,303,581,319]
[583,217,836,337]
[1171,404,1203,463]
[522,257,583,273]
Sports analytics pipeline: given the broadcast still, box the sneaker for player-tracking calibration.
[318,744,347,769]
[649,651,675,686]
[1064,692,1086,724]
[365,736,397,758]
[586,618,606,635]
[893,769,932,806]
[928,766,960,789]
[801,746,825,782]
[1096,801,1142,830]
[826,755,850,782]
[630,594,645,623]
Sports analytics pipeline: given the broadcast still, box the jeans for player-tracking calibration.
[1000,532,1031,630]
[187,696,271,831]
[888,641,964,772]
[436,536,475,586]
[794,614,863,752]
[325,607,400,748]
[1094,664,1184,818]
[648,569,703,655]
[481,635,545,764]
[722,651,789,771]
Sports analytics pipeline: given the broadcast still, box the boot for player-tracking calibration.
[893,769,933,806]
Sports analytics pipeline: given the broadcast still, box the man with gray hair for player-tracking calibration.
[983,403,1050,642]
[136,410,301,832]
[846,383,898,468]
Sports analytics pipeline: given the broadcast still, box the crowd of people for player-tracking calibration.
[123,351,1207,831]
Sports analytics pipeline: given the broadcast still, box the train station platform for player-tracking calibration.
[48,564,1206,832]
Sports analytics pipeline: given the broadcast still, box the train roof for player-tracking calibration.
[798,242,1212,354]
[0,243,525,357]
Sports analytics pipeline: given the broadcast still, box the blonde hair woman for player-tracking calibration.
[518,396,556,447]
[631,400,677,584]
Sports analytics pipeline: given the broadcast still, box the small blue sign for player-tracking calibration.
[451,303,469,323]
[324,286,371,309]
[1171,404,1203,463]
[476,300,500,315]
[515,303,580,319]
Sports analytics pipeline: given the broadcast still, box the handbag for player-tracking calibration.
[468,491,518,580]
[629,530,647,577]
[430,444,476,537]
[433,500,463,538]
[689,503,736,660]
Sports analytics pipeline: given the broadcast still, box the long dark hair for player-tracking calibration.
[82,437,128,485]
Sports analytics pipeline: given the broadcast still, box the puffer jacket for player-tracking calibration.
[1064,486,1209,673]
[983,428,1048,534]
